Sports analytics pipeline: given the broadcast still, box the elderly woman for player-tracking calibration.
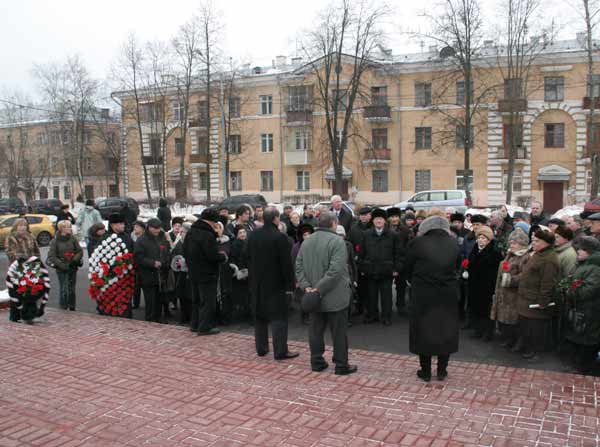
[405,216,461,382]
[491,228,530,349]
[5,218,41,322]
[286,211,302,243]
[516,229,559,359]
[86,222,106,258]
[48,220,83,311]
[467,225,503,341]
[564,236,600,374]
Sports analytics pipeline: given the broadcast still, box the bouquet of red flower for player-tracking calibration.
[88,234,136,317]
[461,259,469,279]
[571,278,583,290]
[500,260,512,287]
[5,256,51,305]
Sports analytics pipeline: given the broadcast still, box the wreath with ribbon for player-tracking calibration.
[5,256,51,306]
[88,234,136,316]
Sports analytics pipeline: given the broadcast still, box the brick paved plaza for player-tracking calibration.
[1,309,599,447]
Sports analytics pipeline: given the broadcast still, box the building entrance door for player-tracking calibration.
[543,182,564,214]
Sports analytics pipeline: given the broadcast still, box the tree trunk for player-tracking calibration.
[585,0,599,199]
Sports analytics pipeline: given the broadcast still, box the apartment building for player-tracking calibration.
[0,109,122,203]
[116,34,599,212]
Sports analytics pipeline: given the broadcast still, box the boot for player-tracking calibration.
[417,355,432,382]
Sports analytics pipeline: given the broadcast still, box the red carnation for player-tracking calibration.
[461,259,469,269]
[571,279,583,290]
[502,261,510,272]
[64,251,74,260]
[17,286,27,294]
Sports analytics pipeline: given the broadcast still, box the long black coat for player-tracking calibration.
[247,223,294,320]
[333,207,354,234]
[467,242,503,318]
[358,227,403,278]
[134,231,171,287]
[183,220,227,283]
[405,229,461,356]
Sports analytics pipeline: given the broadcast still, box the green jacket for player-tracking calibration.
[565,252,600,346]
[48,233,83,272]
[555,242,577,280]
[295,228,350,312]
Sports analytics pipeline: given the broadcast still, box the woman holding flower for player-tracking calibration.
[48,220,83,310]
[490,228,530,349]
[564,236,600,374]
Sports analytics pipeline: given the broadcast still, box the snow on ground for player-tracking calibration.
[0,288,10,304]
[552,205,584,219]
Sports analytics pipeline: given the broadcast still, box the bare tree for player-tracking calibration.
[88,105,122,196]
[300,0,386,197]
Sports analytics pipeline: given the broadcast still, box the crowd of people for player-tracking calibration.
[5,195,600,378]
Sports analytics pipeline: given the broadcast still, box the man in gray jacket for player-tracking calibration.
[296,211,357,375]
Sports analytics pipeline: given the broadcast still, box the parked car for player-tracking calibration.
[96,197,140,220]
[0,197,28,215]
[30,199,63,216]
[313,201,355,217]
[394,190,471,213]
[218,194,268,214]
[584,196,600,214]
[0,214,56,247]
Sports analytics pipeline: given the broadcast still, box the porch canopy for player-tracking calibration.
[324,166,353,180]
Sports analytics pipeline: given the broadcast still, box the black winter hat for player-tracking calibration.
[358,207,372,215]
[387,207,401,218]
[371,208,388,220]
[450,213,465,223]
[297,223,314,239]
[200,207,220,223]
[171,216,184,226]
[146,218,162,229]
[108,213,126,225]
[548,218,565,227]
[85,199,95,206]
[554,225,574,241]
[575,235,600,254]
[534,229,556,245]
[471,214,488,224]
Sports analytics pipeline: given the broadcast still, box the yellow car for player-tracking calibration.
[0,214,56,248]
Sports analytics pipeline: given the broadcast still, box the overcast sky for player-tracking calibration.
[0,0,584,100]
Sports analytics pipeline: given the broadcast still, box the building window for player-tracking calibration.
[586,170,592,194]
[502,123,523,153]
[260,95,273,115]
[229,97,240,118]
[52,186,60,199]
[195,134,209,155]
[588,75,600,98]
[502,169,523,193]
[141,102,163,122]
[372,128,388,149]
[332,89,348,111]
[151,172,162,192]
[149,134,161,158]
[372,169,388,192]
[295,130,311,151]
[371,86,387,105]
[63,185,71,200]
[545,123,565,148]
[82,130,91,144]
[38,159,45,173]
[296,171,310,191]
[109,184,119,196]
[455,125,474,148]
[455,169,473,192]
[175,138,184,156]
[228,135,241,154]
[544,77,564,101]
[415,82,432,107]
[415,127,432,150]
[62,130,70,145]
[504,78,522,99]
[260,133,273,153]
[415,169,431,192]
[197,171,208,191]
[230,171,242,191]
[84,185,94,199]
[173,102,184,121]
[84,157,93,172]
[260,171,273,191]
[288,85,311,111]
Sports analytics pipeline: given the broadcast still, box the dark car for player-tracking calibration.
[218,194,268,214]
[96,197,140,220]
[30,199,64,216]
[0,197,28,215]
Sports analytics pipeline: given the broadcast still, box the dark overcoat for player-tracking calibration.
[467,242,503,318]
[405,229,461,356]
[247,223,294,320]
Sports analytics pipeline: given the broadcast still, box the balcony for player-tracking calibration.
[498,98,528,113]
[284,149,312,165]
[363,148,391,164]
[583,97,600,109]
[286,110,312,125]
[363,105,391,121]
[142,155,163,165]
[502,146,527,159]
[189,153,208,164]
[188,117,209,128]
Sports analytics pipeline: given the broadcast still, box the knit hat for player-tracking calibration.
[575,235,600,254]
[554,225,574,241]
[108,213,125,225]
[335,225,346,236]
[548,217,565,227]
[171,216,184,226]
[471,214,488,224]
[534,229,556,245]
[508,228,529,247]
[450,213,465,223]
[514,221,531,235]
[475,225,494,241]
[200,207,220,223]
[387,207,401,218]
[146,218,162,229]
[371,208,388,220]
[417,215,451,236]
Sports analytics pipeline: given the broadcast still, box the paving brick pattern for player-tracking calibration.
[0,309,599,447]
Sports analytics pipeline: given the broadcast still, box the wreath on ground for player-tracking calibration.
[88,234,135,317]
[5,256,51,311]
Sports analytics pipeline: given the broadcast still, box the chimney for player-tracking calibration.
[275,55,287,68]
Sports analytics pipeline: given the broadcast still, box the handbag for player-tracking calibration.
[301,291,321,313]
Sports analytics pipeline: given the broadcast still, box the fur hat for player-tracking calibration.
[335,225,346,236]
[417,215,451,237]
[108,213,126,225]
[171,216,184,226]
[533,228,556,245]
[508,228,529,247]
[475,225,494,241]
[297,223,314,239]
[200,207,220,223]
[371,208,388,220]
[471,214,488,224]
[554,225,574,241]
[146,218,162,229]
[387,207,401,218]
[450,213,465,223]
[575,235,600,254]
[548,218,565,227]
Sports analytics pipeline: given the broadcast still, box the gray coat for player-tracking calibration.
[295,228,350,312]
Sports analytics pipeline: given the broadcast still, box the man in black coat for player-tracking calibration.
[134,218,172,323]
[106,213,134,253]
[358,208,403,325]
[330,194,353,234]
[348,207,371,316]
[183,208,227,335]
[387,207,411,314]
[247,206,298,360]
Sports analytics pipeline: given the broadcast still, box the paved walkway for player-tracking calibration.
[0,310,599,447]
